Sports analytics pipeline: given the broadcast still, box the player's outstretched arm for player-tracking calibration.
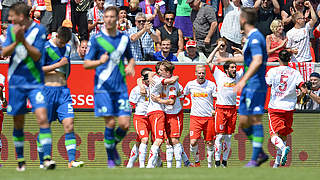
[83,52,109,69]
[216,55,244,63]
[43,57,69,73]
[234,55,262,92]
[163,75,179,85]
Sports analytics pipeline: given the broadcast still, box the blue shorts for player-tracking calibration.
[238,88,267,116]
[7,87,47,115]
[94,91,131,117]
[43,86,74,123]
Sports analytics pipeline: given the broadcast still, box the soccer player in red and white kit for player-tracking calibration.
[184,65,217,168]
[127,68,153,168]
[266,50,307,168]
[146,61,179,168]
[0,73,7,167]
[152,67,191,168]
[207,59,243,168]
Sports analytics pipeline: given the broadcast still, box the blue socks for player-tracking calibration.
[65,132,76,162]
[13,128,24,162]
[251,124,264,161]
[104,127,115,160]
[39,128,53,160]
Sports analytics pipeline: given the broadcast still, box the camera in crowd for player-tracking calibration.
[305,81,312,90]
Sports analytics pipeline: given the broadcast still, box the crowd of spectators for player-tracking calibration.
[0,0,320,62]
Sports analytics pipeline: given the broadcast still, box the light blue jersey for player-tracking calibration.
[3,22,47,88]
[85,30,132,93]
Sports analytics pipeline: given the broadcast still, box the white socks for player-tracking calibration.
[207,145,214,168]
[223,135,232,161]
[190,144,199,162]
[173,143,183,168]
[146,145,159,168]
[271,136,286,151]
[139,143,148,168]
[214,134,224,161]
[166,145,174,168]
[127,144,139,168]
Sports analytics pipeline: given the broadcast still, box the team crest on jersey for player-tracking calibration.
[159,130,163,136]
[190,131,194,136]
[140,130,145,136]
[220,125,224,131]
[101,106,108,113]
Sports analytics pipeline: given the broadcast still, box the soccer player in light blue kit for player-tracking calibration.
[1,2,55,171]
[40,26,84,168]
[84,6,135,168]
[218,7,268,167]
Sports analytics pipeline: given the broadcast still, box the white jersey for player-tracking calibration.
[0,74,5,111]
[184,79,216,117]
[163,82,183,115]
[129,85,149,116]
[266,66,304,111]
[147,75,165,114]
[212,66,243,106]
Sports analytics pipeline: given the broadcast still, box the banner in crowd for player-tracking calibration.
[0,63,316,109]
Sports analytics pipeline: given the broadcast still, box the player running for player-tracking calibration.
[1,2,55,171]
[218,7,269,167]
[266,50,307,168]
[207,58,244,167]
[184,65,217,168]
[127,68,152,168]
[40,26,84,168]
[84,6,135,168]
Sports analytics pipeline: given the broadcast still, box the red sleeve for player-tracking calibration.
[161,78,166,85]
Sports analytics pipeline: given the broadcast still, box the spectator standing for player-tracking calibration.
[139,0,166,29]
[266,19,289,62]
[254,0,280,37]
[127,0,142,27]
[1,0,24,23]
[153,39,178,61]
[51,0,69,35]
[118,6,132,32]
[188,0,218,57]
[71,0,92,41]
[174,0,193,38]
[281,0,310,33]
[177,40,207,62]
[220,0,242,54]
[286,1,317,62]
[88,0,105,38]
[71,40,88,60]
[207,37,233,63]
[156,11,184,55]
[127,12,159,61]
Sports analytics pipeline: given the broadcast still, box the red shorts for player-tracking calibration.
[0,110,3,133]
[148,111,165,140]
[133,114,151,142]
[190,115,214,141]
[268,109,294,136]
[214,106,237,134]
[165,110,184,138]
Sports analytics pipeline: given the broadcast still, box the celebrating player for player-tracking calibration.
[217,7,269,167]
[207,59,244,167]
[184,65,217,168]
[146,61,179,168]
[266,50,307,168]
[40,26,84,168]
[127,68,152,168]
[83,6,135,168]
[1,2,56,171]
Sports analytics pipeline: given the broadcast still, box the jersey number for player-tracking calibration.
[118,99,130,111]
[279,75,288,92]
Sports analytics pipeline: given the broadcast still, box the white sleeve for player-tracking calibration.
[213,66,224,83]
[129,87,139,104]
[211,83,217,97]
[306,22,311,32]
[183,83,190,96]
[295,71,304,87]
[265,69,272,86]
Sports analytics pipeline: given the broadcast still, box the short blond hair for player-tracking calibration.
[270,19,283,33]
[195,65,206,72]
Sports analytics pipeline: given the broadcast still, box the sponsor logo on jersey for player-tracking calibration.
[223,82,236,87]
[193,92,208,97]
